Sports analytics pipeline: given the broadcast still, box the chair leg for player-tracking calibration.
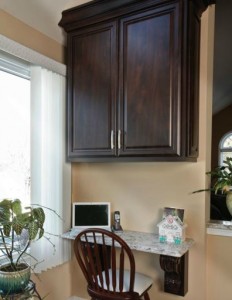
[143,292,150,300]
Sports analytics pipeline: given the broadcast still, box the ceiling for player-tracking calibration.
[0,0,231,114]
[0,0,92,45]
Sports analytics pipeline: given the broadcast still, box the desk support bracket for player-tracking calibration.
[160,252,188,296]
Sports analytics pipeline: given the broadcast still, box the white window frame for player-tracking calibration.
[219,131,232,166]
[0,34,66,76]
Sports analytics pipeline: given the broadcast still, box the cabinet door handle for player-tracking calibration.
[118,130,121,149]
[111,130,114,149]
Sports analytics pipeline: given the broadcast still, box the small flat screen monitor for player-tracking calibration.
[72,202,111,231]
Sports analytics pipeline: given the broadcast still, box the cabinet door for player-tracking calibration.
[119,3,181,158]
[67,22,117,160]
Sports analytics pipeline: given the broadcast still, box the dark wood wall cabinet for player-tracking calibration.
[59,0,215,163]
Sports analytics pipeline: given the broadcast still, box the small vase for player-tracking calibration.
[226,192,232,217]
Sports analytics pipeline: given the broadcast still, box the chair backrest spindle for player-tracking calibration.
[119,248,125,291]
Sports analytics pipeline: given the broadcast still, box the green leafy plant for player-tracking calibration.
[193,157,232,194]
[0,199,45,271]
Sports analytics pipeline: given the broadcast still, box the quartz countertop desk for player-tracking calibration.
[62,229,194,258]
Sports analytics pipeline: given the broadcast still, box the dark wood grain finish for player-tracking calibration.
[67,22,117,159]
[160,253,189,296]
[119,3,181,157]
[186,3,201,158]
[59,0,213,162]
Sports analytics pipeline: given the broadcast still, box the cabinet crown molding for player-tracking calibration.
[59,0,214,32]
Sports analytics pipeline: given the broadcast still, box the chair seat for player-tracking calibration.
[99,269,153,296]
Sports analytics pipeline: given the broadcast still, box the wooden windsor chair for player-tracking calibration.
[74,228,153,300]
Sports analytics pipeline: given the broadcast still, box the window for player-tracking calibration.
[219,132,232,166]
[0,52,30,206]
[0,37,71,272]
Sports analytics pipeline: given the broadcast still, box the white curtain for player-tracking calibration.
[30,66,71,273]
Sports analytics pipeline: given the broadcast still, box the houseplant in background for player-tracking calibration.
[193,157,232,216]
[0,198,45,296]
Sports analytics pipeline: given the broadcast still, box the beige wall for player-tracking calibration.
[31,262,73,299]
[1,5,226,300]
[207,234,232,300]
[0,9,64,63]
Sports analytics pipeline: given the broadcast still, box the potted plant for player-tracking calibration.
[193,157,232,215]
[0,198,45,296]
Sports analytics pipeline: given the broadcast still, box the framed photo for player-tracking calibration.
[163,207,184,222]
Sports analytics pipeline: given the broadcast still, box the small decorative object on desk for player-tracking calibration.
[157,207,187,244]
[112,211,123,233]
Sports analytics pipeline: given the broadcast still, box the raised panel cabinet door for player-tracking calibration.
[67,22,117,160]
[119,2,181,158]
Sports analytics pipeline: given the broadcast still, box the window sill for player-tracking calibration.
[207,220,232,237]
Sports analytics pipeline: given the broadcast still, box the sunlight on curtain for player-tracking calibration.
[30,66,71,273]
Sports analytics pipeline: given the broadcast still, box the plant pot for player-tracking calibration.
[0,263,31,295]
[226,191,232,217]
